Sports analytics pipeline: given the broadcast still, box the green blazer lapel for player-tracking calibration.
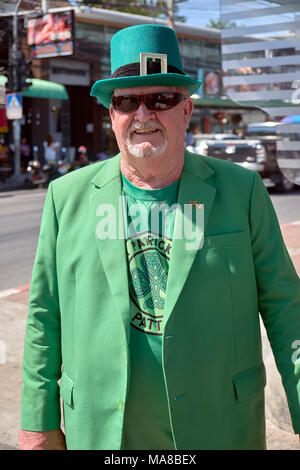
[89,155,130,339]
[164,152,216,326]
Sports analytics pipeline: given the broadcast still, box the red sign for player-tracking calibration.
[0,108,9,132]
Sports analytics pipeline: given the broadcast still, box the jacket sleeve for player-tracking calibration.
[21,182,62,431]
[249,172,300,433]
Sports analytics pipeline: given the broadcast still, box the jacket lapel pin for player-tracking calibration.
[189,201,204,210]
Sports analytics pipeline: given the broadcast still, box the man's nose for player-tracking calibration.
[133,101,155,121]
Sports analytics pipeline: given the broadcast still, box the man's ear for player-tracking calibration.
[183,97,194,129]
[109,104,115,132]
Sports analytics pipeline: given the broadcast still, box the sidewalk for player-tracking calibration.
[0,175,28,193]
[281,221,300,275]
[0,224,299,451]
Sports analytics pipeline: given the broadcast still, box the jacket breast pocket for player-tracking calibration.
[194,231,251,287]
[60,370,74,408]
[233,362,266,403]
[203,231,250,249]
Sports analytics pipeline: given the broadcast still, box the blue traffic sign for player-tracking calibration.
[6,93,23,120]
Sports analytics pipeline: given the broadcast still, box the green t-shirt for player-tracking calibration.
[121,173,179,450]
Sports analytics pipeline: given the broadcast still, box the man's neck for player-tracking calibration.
[120,154,184,189]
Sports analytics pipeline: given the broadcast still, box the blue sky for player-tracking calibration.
[66,0,221,29]
[177,0,221,28]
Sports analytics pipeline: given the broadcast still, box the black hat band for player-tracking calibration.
[112,61,186,78]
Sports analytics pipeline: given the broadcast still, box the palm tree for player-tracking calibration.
[206,18,237,30]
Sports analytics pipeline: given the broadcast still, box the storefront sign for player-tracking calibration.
[28,10,75,59]
[204,71,221,95]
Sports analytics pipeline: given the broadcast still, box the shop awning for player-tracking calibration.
[22,78,69,100]
[0,75,69,100]
[0,75,7,86]
[192,94,300,110]
[192,94,251,109]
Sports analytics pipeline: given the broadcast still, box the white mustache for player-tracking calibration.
[128,120,164,134]
[126,119,168,158]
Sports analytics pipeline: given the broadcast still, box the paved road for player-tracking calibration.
[0,189,46,290]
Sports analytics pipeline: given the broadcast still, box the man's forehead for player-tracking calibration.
[113,85,189,96]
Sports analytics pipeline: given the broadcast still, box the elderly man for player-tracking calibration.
[19,24,300,451]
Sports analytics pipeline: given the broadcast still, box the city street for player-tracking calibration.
[0,188,46,291]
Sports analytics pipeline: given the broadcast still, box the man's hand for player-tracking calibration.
[19,429,67,450]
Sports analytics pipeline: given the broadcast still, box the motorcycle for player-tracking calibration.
[26,145,68,188]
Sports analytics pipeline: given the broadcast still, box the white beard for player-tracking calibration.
[126,138,168,159]
[126,121,168,159]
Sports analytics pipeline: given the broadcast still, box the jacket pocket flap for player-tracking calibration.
[233,362,266,403]
[204,231,249,249]
[59,371,74,407]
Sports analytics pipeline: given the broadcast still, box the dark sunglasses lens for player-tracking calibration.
[112,93,184,112]
[146,93,183,110]
[112,95,140,112]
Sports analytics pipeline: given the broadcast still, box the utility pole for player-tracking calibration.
[41,0,49,14]
[11,0,23,182]
[167,0,175,30]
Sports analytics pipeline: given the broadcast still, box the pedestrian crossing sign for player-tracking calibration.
[6,93,23,120]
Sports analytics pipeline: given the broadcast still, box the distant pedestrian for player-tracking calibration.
[20,137,31,171]
[43,134,59,163]
[186,124,201,145]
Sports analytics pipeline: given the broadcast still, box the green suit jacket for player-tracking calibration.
[21,151,300,450]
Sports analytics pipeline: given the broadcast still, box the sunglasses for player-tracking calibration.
[111,92,187,113]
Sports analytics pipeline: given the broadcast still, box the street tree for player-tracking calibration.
[76,0,188,23]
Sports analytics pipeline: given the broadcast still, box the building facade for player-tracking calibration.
[1,6,266,164]
[219,0,300,185]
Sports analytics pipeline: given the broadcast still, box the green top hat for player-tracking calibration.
[90,24,202,109]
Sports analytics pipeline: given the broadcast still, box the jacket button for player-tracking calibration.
[118,400,124,411]
[173,394,184,401]
[165,334,176,339]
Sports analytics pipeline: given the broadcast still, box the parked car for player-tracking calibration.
[187,125,294,192]
[245,122,295,192]
[187,132,267,175]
